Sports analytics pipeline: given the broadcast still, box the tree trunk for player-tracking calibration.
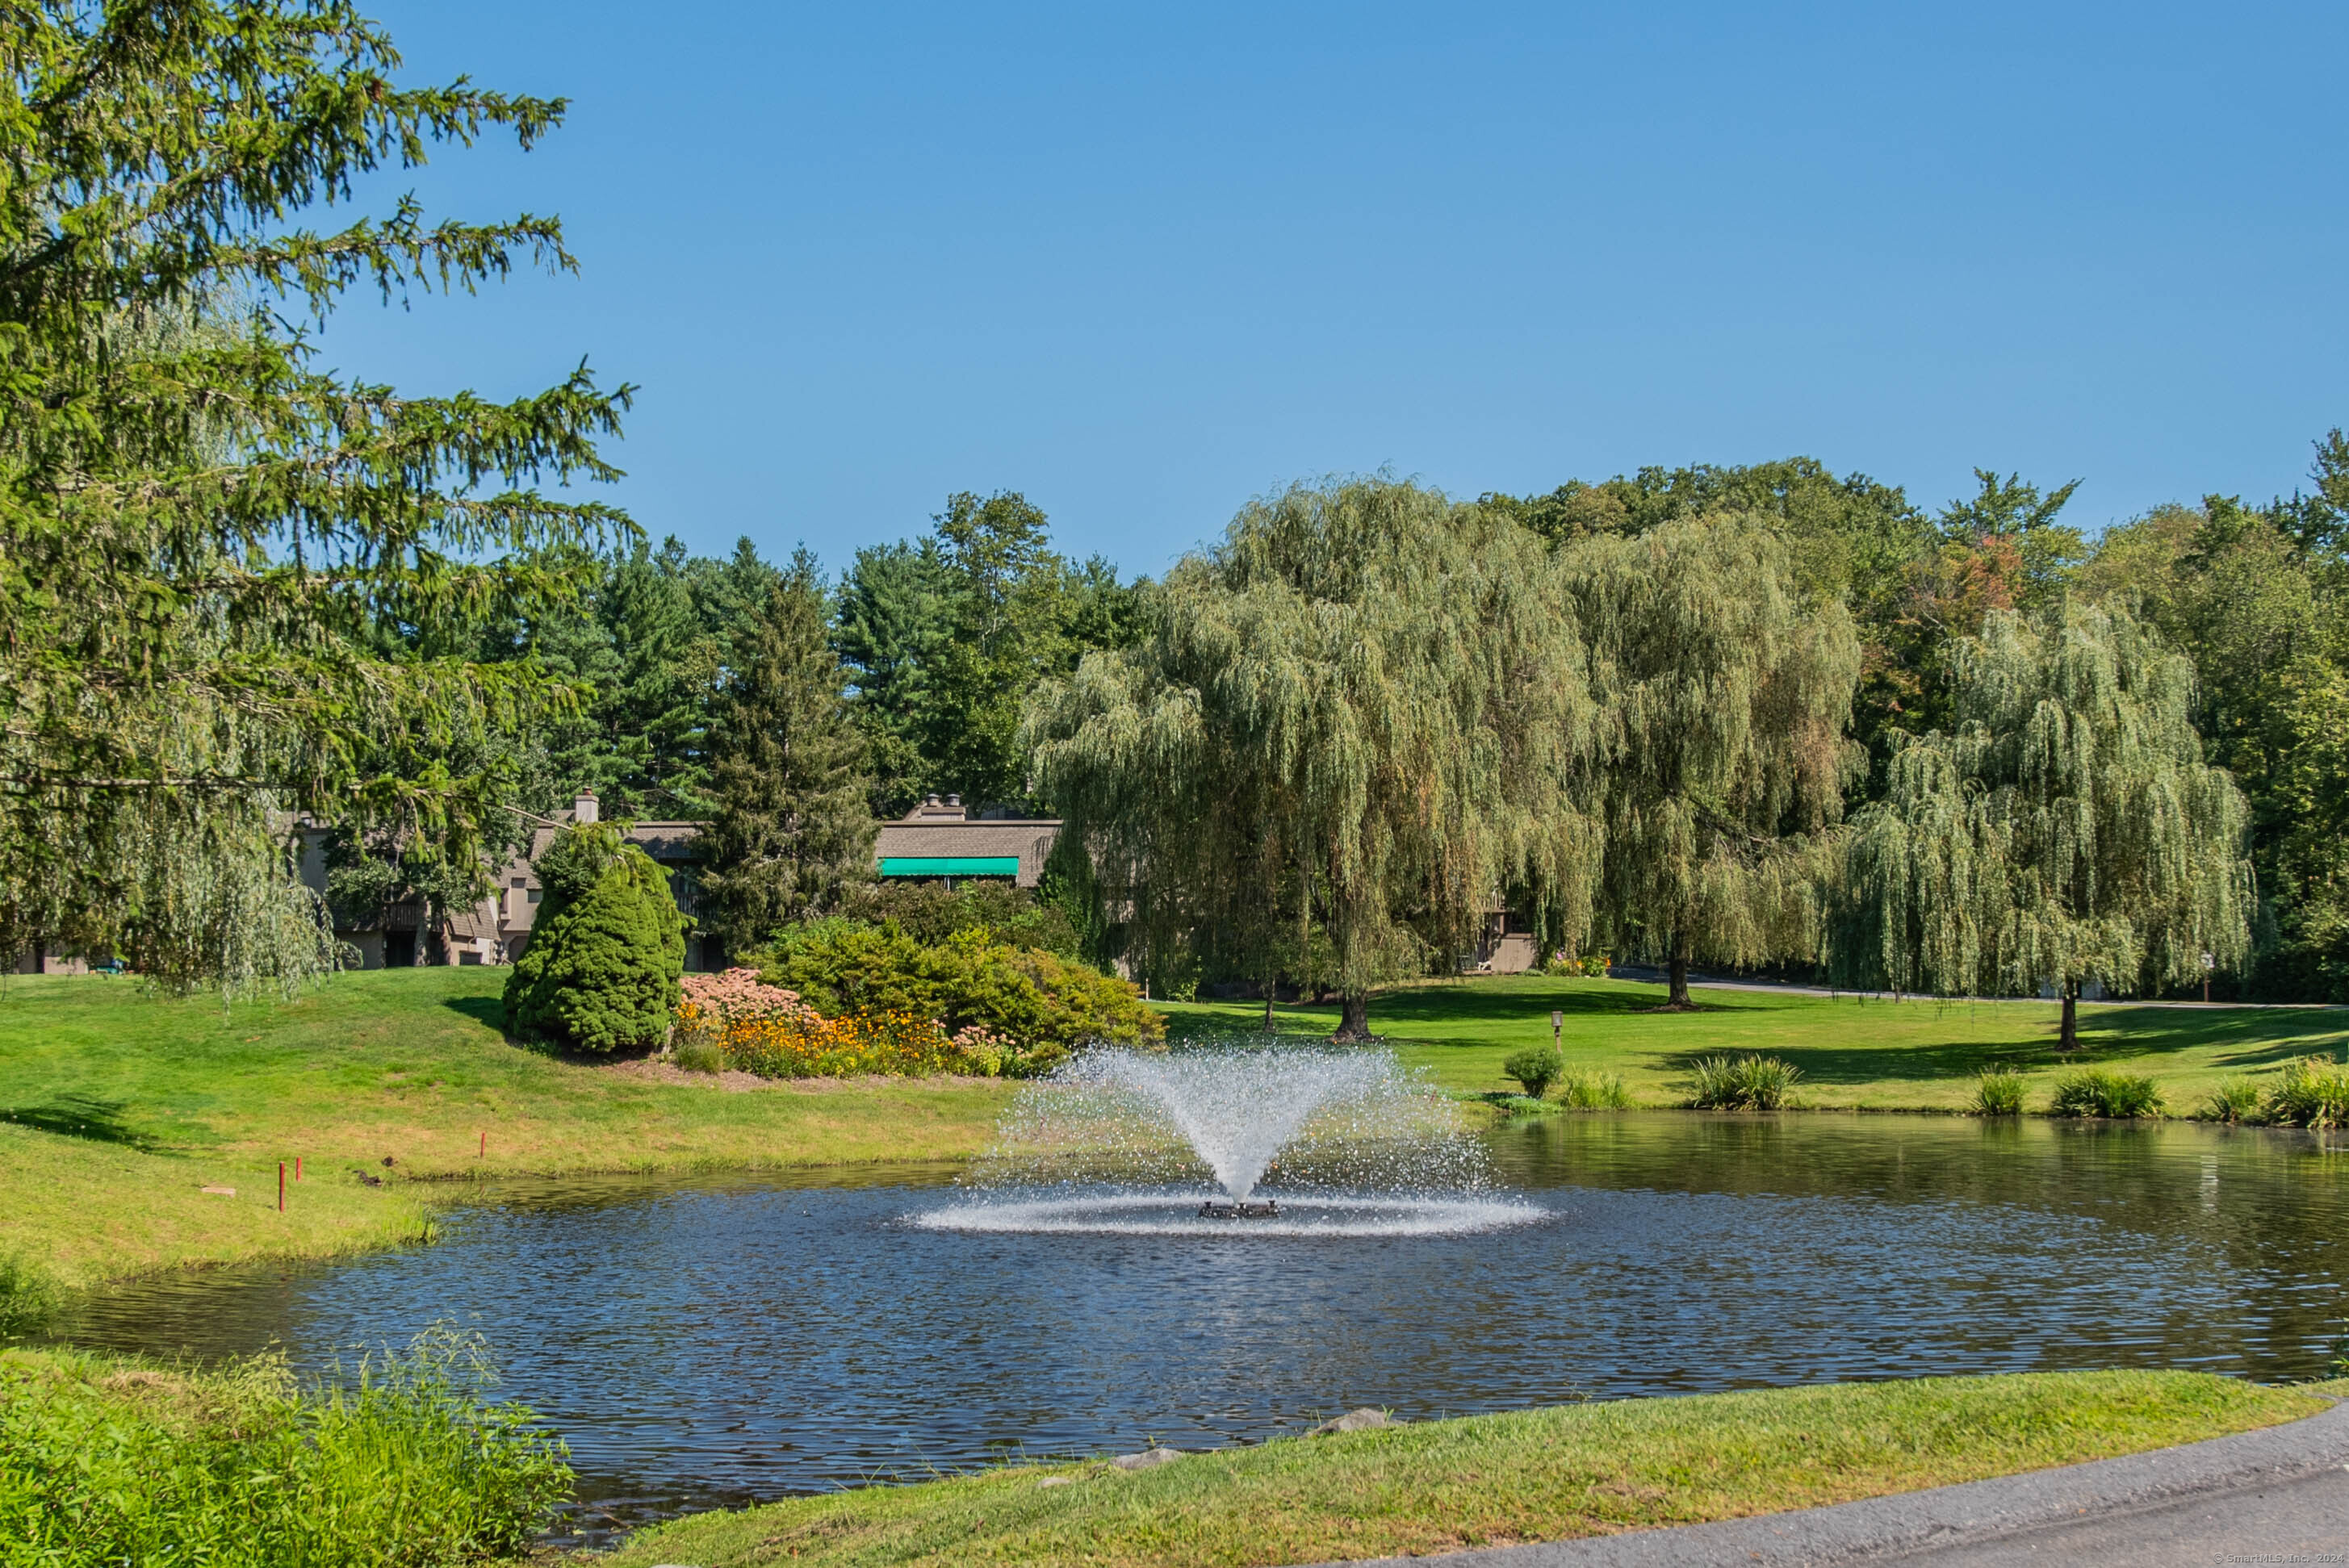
[2058,982,2079,1051]
[1262,983,1275,1031]
[1664,929,1694,1009]
[1333,992,1371,1042]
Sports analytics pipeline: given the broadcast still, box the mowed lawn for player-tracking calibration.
[1164,975,2349,1110]
[609,1370,2337,1568]
[0,968,1012,1285]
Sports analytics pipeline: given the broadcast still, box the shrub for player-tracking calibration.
[0,1327,570,1567]
[752,922,1162,1052]
[504,823,685,1053]
[2049,1069,2163,1119]
[835,881,1082,958]
[1502,1045,1565,1098]
[2198,1078,2263,1124]
[1973,1068,2028,1117]
[672,1039,725,1074]
[1687,1054,1799,1110]
[2263,1056,2349,1128]
[1556,1070,1633,1110]
[1543,951,1611,978]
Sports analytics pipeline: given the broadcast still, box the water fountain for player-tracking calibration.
[915,1042,1543,1236]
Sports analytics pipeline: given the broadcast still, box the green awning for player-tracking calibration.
[878,855,1020,878]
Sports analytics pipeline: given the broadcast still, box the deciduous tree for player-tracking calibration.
[1837,600,2253,1045]
[1560,516,1862,1007]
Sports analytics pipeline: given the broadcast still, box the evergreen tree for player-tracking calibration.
[599,537,711,816]
[503,822,685,1052]
[1030,479,1599,1039]
[699,554,877,951]
[835,537,950,813]
[1837,600,2253,1046]
[0,0,633,990]
[1560,516,1863,1007]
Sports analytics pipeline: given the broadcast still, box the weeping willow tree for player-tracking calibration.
[0,2,630,992]
[1028,478,1600,1039]
[1560,516,1862,1007]
[1837,600,2252,1046]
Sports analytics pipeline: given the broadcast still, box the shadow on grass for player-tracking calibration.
[1369,980,1761,1028]
[440,993,509,1031]
[1,1093,156,1148]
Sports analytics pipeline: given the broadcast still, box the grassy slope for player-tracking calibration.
[608,1370,2329,1568]
[0,968,1011,1286]
[1167,976,2349,1110]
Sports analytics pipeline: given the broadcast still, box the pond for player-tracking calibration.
[56,1114,2349,1544]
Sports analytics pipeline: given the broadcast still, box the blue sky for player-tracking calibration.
[325,1,2348,576]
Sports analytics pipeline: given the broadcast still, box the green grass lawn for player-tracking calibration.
[6,966,2345,1292]
[605,1370,2334,1568]
[0,968,1012,1287]
[1166,975,2349,1111]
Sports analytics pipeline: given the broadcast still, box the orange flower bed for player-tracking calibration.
[673,975,1038,1078]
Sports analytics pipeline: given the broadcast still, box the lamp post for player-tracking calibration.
[1551,1010,1563,1050]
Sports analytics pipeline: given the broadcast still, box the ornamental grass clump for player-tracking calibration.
[1686,1054,1799,1110]
[1972,1068,2028,1117]
[2263,1056,2349,1129]
[1502,1045,1564,1099]
[2049,1069,2164,1119]
[0,1327,570,1568]
[1556,1070,1634,1110]
[2197,1079,2263,1124]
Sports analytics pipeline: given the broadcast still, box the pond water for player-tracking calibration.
[56,1114,2349,1544]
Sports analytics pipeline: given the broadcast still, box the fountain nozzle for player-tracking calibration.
[1197,1198,1281,1219]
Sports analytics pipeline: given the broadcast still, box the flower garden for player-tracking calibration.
[675,970,1050,1079]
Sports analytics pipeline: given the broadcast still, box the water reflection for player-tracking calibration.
[55,1116,2349,1543]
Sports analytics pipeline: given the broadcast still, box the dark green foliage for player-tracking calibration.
[1972,1068,2029,1117]
[838,880,1082,958]
[752,922,1161,1051]
[502,824,685,1053]
[0,0,634,990]
[697,554,876,951]
[1685,1055,1800,1110]
[2048,1070,2164,1119]
[0,1329,571,1567]
[1501,1045,1564,1098]
[839,493,1146,813]
[672,1039,725,1075]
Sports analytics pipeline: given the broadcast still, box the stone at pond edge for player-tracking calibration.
[1310,1408,1401,1436]
[1036,1475,1074,1488]
[1112,1447,1183,1470]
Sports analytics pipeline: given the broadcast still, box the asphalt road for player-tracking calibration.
[1321,1399,2349,1568]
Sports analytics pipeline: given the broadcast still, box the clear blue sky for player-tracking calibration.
[325,1,2348,577]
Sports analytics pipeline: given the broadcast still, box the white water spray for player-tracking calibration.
[915,1041,1542,1236]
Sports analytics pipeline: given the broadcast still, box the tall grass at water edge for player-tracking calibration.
[1685,1055,1799,1110]
[2263,1056,2349,1128]
[1556,1069,1635,1109]
[0,1325,572,1567]
[1971,1069,2028,1117]
[2049,1069,2164,1119]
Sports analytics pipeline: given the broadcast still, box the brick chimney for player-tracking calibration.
[573,788,599,826]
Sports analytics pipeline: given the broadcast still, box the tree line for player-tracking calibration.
[3,2,2340,1019]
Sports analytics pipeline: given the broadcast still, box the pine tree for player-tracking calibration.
[698,554,877,951]
[1030,479,1599,1039]
[1561,516,1863,1007]
[1837,599,2253,1045]
[0,2,634,989]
